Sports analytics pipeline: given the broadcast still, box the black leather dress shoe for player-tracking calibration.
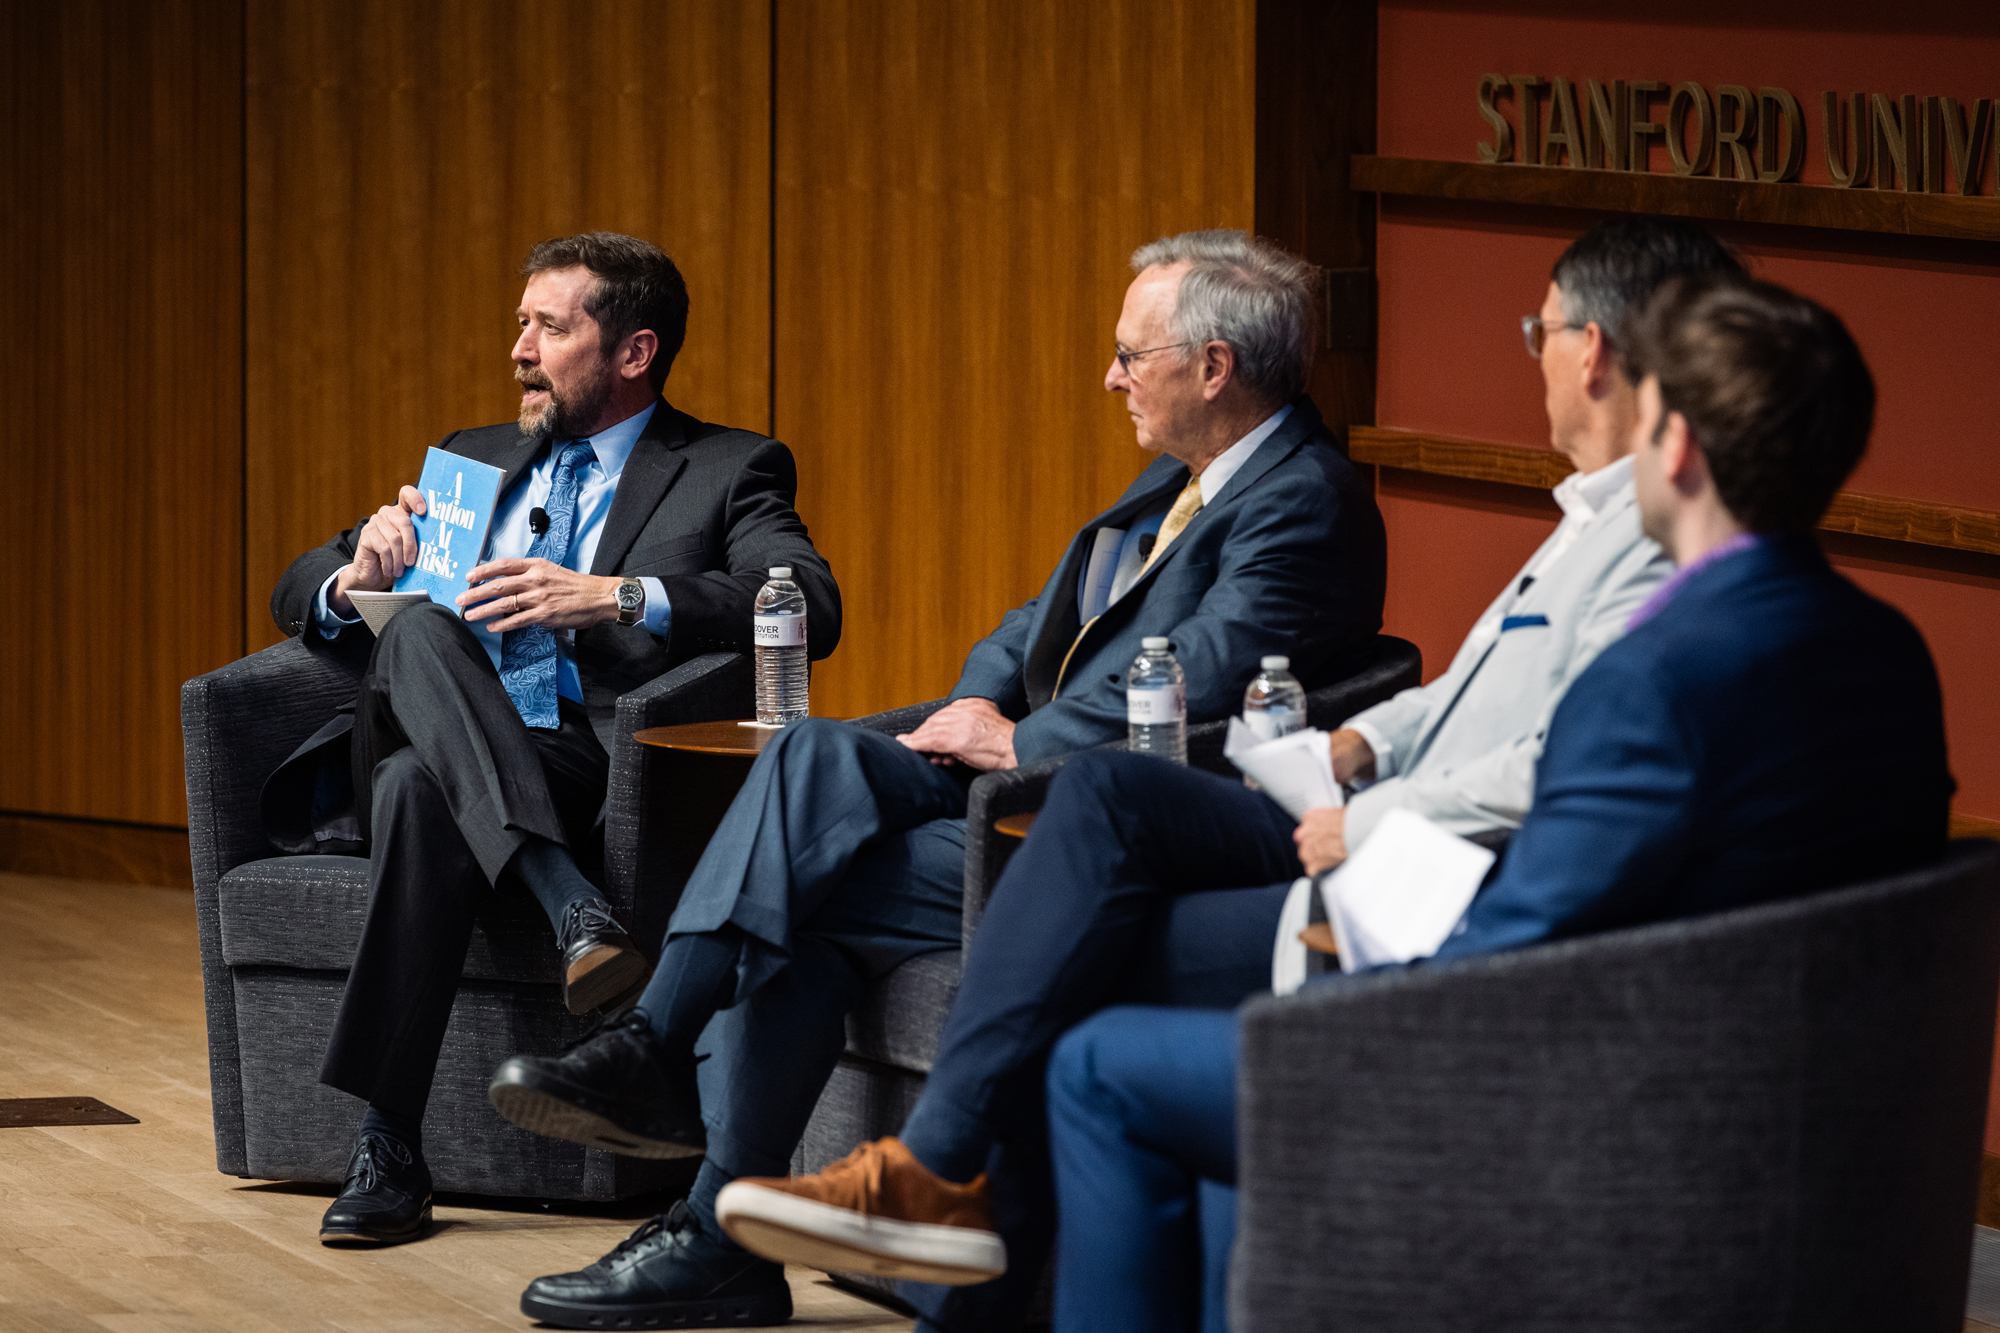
[558,900,650,1016]
[488,1009,706,1159]
[521,1201,791,1328]
[319,1132,433,1246]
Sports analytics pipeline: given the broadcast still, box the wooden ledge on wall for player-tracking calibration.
[1349,426,2000,560]
[1350,156,2000,244]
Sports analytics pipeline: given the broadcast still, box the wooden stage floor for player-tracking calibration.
[0,871,912,1332]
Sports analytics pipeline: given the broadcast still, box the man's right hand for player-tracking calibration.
[1327,728,1376,786]
[329,486,427,617]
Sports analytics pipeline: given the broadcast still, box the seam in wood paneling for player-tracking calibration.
[1350,426,2000,559]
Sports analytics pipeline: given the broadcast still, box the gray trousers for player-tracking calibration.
[319,602,607,1116]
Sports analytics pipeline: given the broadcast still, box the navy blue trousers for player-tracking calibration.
[637,719,970,1187]
[893,749,1300,1332]
[1047,1006,1239,1333]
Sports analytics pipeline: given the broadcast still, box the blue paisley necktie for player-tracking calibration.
[498,439,595,729]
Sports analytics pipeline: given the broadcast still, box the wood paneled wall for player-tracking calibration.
[244,0,773,653]
[0,0,244,828]
[7,0,1260,836]
[775,0,1257,718]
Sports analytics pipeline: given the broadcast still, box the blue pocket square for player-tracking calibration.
[1500,614,1550,631]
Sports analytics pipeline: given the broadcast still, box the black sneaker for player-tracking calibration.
[556,899,650,1016]
[520,1201,792,1329]
[487,1009,706,1159]
[318,1132,433,1246]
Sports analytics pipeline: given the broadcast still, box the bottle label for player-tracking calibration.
[1127,684,1185,724]
[1243,707,1299,742]
[754,613,808,647]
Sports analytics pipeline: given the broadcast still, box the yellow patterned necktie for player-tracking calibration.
[1054,474,1205,693]
[1140,476,1205,576]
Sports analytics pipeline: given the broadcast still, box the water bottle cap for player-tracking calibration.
[1141,636,1170,650]
[1261,655,1290,671]
[769,566,792,579]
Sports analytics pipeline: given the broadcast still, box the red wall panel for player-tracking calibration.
[1373,2,2000,1148]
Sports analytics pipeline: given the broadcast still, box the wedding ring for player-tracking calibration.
[512,594,521,613]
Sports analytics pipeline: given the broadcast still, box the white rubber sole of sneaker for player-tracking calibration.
[715,1182,1007,1287]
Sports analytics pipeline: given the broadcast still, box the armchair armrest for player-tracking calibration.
[604,652,754,942]
[850,698,950,735]
[961,753,1086,942]
[181,635,366,891]
[1304,635,1422,731]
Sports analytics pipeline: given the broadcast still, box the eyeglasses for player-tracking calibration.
[1521,315,1582,359]
[1113,341,1194,375]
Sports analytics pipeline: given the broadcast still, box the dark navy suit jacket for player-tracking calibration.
[949,396,1386,764]
[1433,533,1952,962]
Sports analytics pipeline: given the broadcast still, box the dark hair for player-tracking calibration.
[1623,273,1874,532]
[520,232,689,393]
[1551,216,1743,349]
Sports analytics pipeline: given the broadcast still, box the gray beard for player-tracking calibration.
[518,362,616,442]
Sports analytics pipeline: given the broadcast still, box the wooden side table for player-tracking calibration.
[633,719,797,758]
[626,720,825,943]
[993,813,1037,839]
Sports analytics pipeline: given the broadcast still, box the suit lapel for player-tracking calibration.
[1110,396,1317,603]
[590,402,689,576]
[1022,458,1189,701]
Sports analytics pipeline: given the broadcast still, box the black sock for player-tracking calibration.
[638,929,743,1048]
[511,835,604,933]
[359,1103,422,1156]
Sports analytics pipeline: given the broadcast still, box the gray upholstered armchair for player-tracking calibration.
[182,635,753,1200]
[1231,838,2000,1332]
[794,634,1425,1175]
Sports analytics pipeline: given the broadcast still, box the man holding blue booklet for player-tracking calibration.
[265,232,840,1248]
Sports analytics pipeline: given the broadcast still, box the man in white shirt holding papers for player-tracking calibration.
[701,218,1742,1330]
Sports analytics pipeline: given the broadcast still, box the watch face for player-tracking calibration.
[617,582,642,610]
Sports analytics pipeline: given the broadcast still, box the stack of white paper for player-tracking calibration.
[1223,718,1342,819]
[1321,808,1495,973]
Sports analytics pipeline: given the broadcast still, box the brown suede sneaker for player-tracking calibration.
[714,1137,1006,1286]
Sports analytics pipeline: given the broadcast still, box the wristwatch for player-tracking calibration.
[614,577,645,626]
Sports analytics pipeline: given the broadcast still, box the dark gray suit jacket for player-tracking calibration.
[270,400,840,755]
[949,396,1386,764]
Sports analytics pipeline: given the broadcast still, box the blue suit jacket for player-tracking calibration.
[949,396,1386,764]
[1433,534,1952,962]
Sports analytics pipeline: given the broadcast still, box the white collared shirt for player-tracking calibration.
[1523,453,1633,582]
[1197,403,1292,504]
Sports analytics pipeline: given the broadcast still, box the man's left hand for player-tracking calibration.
[460,558,621,632]
[1295,807,1349,877]
[897,698,1018,772]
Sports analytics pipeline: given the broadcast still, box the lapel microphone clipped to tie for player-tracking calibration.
[530,507,550,535]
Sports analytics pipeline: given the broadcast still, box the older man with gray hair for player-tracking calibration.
[487,229,1386,1329]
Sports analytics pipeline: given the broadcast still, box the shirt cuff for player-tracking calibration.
[1348,718,1395,783]
[313,569,363,637]
[639,577,671,638]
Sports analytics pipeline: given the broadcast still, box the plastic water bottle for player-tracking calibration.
[1241,654,1307,790]
[754,567,809,724]
[1242,655,1307,740]
[1127,636,1187,763]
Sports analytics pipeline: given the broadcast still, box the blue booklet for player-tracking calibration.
[394,447,506,614]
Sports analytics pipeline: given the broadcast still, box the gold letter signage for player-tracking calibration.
[1476,74,1995,193]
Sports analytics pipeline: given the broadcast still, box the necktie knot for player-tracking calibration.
[1140,476,1205,576]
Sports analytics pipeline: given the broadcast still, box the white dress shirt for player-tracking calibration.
[314,402,672,704]
[1197,403,1292,504]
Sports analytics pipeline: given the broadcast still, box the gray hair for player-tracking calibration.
[1129,230,1317,404]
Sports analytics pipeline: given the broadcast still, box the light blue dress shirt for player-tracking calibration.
[314,402,672,705]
